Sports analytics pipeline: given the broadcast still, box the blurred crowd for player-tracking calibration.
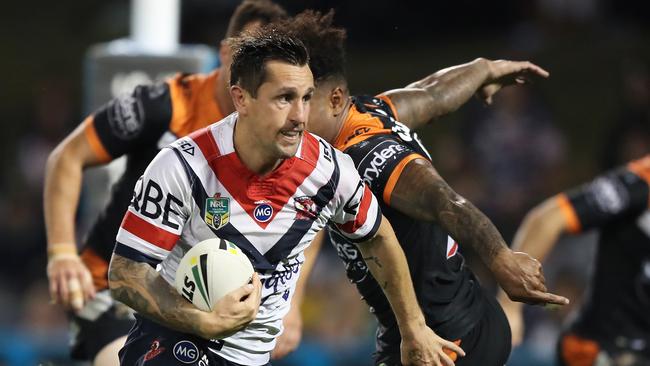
[1,0,649,365]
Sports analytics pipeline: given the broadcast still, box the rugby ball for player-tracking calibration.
[175,238,254,312]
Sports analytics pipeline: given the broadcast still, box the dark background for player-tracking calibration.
[0,0,648,365]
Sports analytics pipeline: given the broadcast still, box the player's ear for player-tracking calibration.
[330,86,346,116]
[230,85,249,116]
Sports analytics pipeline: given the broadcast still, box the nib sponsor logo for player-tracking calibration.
[363,144,408,184]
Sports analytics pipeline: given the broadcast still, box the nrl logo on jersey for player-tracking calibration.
[205,194,230,230]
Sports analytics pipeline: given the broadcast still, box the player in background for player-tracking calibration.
[498,156,650,365]
[109,29,464,366]
[43,1,287,364]
[269,11,569,365]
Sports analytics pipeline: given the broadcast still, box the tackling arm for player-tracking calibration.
[381,58,549,130]
[389,158,568,306]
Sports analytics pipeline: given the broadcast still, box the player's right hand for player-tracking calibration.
[206,272,262,339]
[47,254,95,312]
[400,324,465,366]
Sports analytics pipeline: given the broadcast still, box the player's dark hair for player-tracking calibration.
[230,29,309,97]
[226,0,288,38]
[271,10,346,84]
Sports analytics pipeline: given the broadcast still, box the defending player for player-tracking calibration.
[270,11,569,365]
[108,29,464,366]
[498,156,650,365]
[43,1,287,364]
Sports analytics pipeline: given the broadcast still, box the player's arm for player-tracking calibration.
[332,150,463,366]
[272,230,325,360]
[380,58,549,130]
[389,158,569,306]
[107,147,262,339]
[109,254,261,339]
[44,82,173,311]
[356,216,464,366]
[498,157,650,345]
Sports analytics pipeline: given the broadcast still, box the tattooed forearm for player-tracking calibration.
[391,159,507,268]
[362,255,383,268]
[108,254,206,337]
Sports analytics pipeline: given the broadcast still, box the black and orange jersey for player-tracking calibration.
[555,156,650,355]
[326,95,484,354]
[81,70,225,290]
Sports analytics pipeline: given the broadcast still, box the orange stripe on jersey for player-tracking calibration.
[169,70,223,138]
[121,211,180,251]
[80,247,109,290]
[333,104,390,151]
[556,194,582,234]
[339,184,373,234]
[377,94,400,121]
[627,155,650,207]
[83,116,112,163]
[383,153,423,205]
[560,333,600,366]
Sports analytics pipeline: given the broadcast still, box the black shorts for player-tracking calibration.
[375,292,511,366]
[69,290,135,360]
[119,316,271,366]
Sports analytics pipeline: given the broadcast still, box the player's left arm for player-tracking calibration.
[389,158,569,306]
[379,58,549,130]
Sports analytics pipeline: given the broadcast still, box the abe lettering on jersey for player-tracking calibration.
[131,177,184,230]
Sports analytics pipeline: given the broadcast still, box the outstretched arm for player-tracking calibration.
[109,253,262,339]
[389,158,569,306]
[357,216,465,366]
[381,58,549,130]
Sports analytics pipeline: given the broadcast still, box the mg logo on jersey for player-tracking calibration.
[173,340,199,364]
[205,195,230,230]
[254,201,273,222]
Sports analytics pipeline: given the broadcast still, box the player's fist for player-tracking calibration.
[271,304,303,359]
[47,253,95,312]
[400,324,465,366]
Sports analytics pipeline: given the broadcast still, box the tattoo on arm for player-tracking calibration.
[108,254,204,336]
[391,159,507,267]
[362,255,383,268]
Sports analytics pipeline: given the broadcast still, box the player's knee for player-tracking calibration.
[93,336,127,366]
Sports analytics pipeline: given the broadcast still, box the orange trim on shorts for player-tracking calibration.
[556,193,582,234]
[443,340,462,362]
[83,116,111,163]
[383,153,424,205]
[80,247,109,290]
[377,94,400,121]
[560,333,600,366]
[627,155,650,207]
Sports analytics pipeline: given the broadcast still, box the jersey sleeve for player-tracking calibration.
[330,149,383,243]
[343,134,425,205]
[113,147,192,265]
[83,81,173,160]
[558,156,650,234]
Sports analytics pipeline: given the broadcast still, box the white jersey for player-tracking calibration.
[115,113,381,365]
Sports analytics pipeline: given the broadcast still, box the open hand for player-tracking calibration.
[401,325,465,366]
[477,60,549,105]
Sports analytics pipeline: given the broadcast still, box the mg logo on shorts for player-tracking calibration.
[173,340,199,364]
[253,201,273,222]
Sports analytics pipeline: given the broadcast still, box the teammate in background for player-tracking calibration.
[109,29,464,366]
[498,156,650,365]
[269,11,569,365]
[43,1,287,364]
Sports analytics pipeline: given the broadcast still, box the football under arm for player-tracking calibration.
[355,216,427,337]
[108,253,213,338]
[380,58,492,130]
[389,158,510,269]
